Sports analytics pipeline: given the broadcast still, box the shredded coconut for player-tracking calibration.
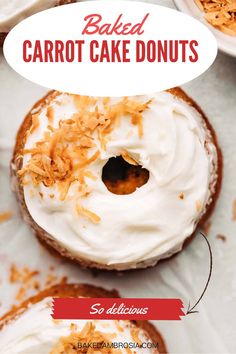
[19,94,151,223]
[195,0,236,35]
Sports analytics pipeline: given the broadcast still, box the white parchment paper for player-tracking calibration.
[0,1,236,353]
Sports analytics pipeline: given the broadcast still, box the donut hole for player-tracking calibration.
[102,156,149,195]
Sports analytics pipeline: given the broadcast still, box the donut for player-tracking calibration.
[11,88,222,271]
[0,0,76,46]
[0,283,167,354]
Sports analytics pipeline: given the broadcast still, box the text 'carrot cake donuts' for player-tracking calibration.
[11,88,222,270]
[0,284,167,354]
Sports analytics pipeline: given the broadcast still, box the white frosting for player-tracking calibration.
[0,0,57,32]
[22,92,218,270]
[0,298,158,353]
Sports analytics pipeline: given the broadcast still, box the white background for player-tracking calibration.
[0,1,236,353]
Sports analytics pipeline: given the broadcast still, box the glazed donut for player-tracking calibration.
[11,88,222,271]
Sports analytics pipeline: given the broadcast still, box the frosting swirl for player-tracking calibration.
[0,298,158,354]
[20,91,218,270]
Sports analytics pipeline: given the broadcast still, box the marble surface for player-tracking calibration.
[0,1,236,353]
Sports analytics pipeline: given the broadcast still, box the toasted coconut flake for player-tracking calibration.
[46,106,54,122]
[78,183,92,197]
[28,163,48,177]
[58,178,73,201]
[9,264,39,284]
[196,200,202,212]
[122,151,138,166]
[232,198,236,220]
[76,150,100,169]
[76,204,101,224]
[47,124,56,132]
[83,170,97,180]
[115,320,124,332]
[17,168,26,177]
[80,136,95,148]
[15,286,26,301]
[195,0,236,35]
[29,114,40,134]
[9,264,21,283]
[50,321,121,354]
[20,94,151,224]
[0,211,12,223]
[8,263,68,305]
[195,0,204,11]
[131,328,143,347]
[9,264,42,302]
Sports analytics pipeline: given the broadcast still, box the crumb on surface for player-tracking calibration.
[0,211,12,223]
[232,199,236,220]
[15,286,26,301]
[9,264,39,284]
[8,263,67,304]
[216,234,227,242]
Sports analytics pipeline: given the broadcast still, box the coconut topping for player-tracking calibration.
[195,0,236,35]
[19,94,151,223]
[50,322,119,354]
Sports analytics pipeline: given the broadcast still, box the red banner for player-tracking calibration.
[52,298,185,321]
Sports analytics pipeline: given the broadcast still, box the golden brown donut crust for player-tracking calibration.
[11,88,223,271]
[0,283,167,354]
